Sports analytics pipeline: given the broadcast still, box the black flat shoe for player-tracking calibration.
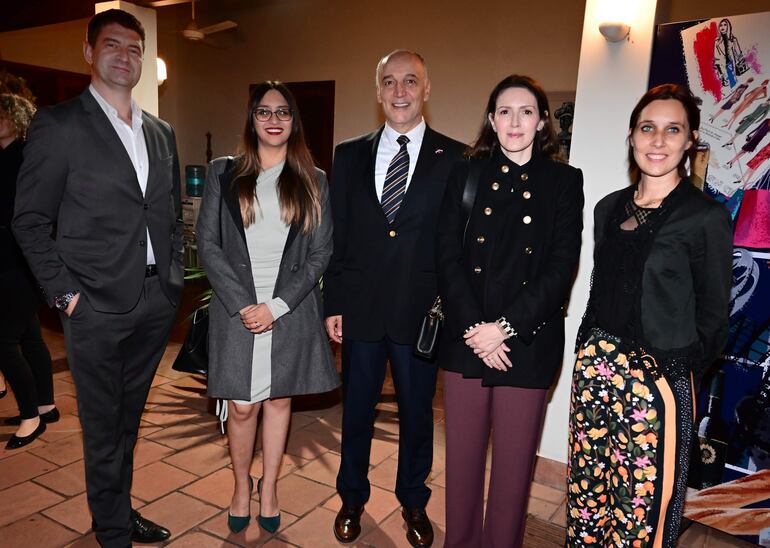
[0,388,6,399]
[5,408,60,426]
[130,509,171,543]
[5,420,46,449]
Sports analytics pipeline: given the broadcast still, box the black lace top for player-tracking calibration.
[592,199,667,340]
[578,181,705,381]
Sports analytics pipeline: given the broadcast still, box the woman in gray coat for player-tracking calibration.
[197,81,339,535]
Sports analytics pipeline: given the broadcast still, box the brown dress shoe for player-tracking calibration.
[334,504,364,543]
[402,508,434,547]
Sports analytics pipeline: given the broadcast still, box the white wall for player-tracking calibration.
[538,0,661,463]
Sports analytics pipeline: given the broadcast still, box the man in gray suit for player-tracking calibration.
[13,10,181,547]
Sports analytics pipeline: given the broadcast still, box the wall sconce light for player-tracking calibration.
[599,21,631,42]
[157,58,168,86]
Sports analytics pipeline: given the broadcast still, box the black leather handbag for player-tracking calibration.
[172,306,209,375]
[414,162,483,360]
[415,296,444,360]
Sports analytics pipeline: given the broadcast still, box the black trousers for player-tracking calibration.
[61,276,177,548]
[0,269,53,419]
[337,338,438,509]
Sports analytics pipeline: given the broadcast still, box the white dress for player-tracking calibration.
[233,162,290,404]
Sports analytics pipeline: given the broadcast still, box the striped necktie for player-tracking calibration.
[381,135,410,223]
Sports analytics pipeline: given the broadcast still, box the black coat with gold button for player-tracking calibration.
[436,149,584,388]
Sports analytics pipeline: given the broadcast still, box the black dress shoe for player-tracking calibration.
[5,407,60,426]
[402,508,434,547]
[131,509,171,543]
[333,504,364,543]
[5,419,46,449]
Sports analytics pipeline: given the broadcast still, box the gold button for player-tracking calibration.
[491,182,500,191]
[521,173,529,182]
[523,215,532,224]
[477,235,485,244]
[524,246,533,254]
[484,207,493,216]
[523,191,532,200]
[388,230,397,238]
[474,266,482,274]
[501,165,509,174]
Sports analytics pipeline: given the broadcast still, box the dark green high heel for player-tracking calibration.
[227,476,254,534]
[257,477,281,533]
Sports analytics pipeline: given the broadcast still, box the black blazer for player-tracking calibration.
[13,90,184,312]
[436,151,584,388]
[323,126,465,343]
[581,180,732,382]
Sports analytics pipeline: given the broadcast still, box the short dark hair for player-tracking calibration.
[467,74,561,161]
[87,9,145,50]
[627,84,700,183]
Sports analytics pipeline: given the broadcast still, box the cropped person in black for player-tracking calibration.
[437,75,584,547]
[566,84,733,547]
[0,93,57,449]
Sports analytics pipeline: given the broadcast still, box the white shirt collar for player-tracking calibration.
[383,117,426,145]
[89,84,143,131]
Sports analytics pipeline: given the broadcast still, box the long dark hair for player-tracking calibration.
[627,84,700,183]
[234,81,321,233]
[467,74,561,161]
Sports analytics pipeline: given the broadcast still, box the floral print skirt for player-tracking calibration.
[566,328,694,547]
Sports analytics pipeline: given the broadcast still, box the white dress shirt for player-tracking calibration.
[374,119,426,201]
[89,85,156,265]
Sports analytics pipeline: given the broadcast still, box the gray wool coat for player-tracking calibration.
[197,157,340,401]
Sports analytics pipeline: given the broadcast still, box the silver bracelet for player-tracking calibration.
[496,317,517,339]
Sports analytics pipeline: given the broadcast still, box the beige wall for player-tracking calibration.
[158,0,587,169]
[0,19,90,75]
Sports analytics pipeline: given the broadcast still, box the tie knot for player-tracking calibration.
[397,135,410,147]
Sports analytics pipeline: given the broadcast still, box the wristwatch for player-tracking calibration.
[54,291,79,311]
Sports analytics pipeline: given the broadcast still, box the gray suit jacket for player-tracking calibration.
[197,157,339,400]
[13,90,184,312]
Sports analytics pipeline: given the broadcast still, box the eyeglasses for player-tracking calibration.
[253,108,293,122]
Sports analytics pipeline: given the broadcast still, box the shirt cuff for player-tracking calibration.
[266,297,290,321]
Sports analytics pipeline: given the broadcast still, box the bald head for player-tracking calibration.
[375,49,431,133]
[375,50,429,91]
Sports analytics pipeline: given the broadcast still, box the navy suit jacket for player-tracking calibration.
[324,125,464,343]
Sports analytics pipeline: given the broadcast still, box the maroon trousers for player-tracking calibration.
[443,371,548,548]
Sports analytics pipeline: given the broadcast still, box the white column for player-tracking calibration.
[95,1,159,115]
[537,0,660,463]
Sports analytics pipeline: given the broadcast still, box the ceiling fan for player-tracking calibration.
[145,0,238,44]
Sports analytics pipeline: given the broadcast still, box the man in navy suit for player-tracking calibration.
[324,50,464,546]
[13,10,182,547]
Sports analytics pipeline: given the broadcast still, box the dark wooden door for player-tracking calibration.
[1,61,90,107]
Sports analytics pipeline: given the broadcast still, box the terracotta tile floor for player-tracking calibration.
[0,327,754,547]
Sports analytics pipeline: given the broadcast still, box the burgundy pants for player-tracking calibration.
[443,371,548,548]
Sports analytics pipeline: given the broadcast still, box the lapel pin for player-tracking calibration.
[435,148,444,154]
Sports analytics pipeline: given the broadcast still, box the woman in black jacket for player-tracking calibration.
[0,93,57,449]
[566,84,733,547]
[437,74,584,547]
